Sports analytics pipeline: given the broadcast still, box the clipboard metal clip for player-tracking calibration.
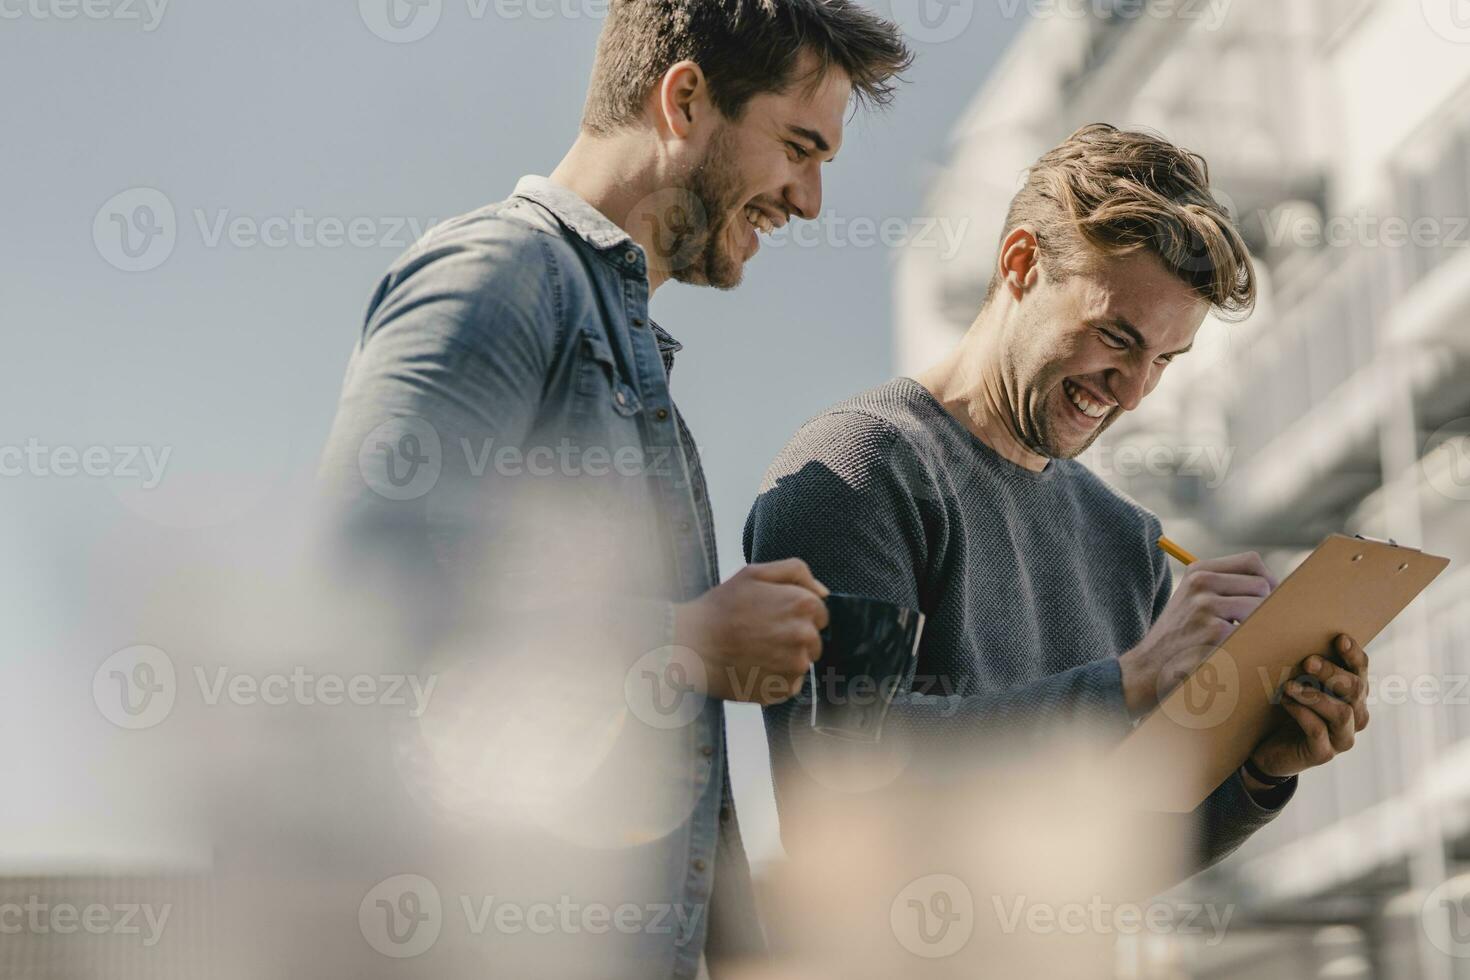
[1353,533,1414,550]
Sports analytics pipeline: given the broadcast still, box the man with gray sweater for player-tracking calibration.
[746,125,1372,871]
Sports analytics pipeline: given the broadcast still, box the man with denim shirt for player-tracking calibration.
[318,3,910,976]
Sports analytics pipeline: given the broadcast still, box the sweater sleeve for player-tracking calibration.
[746,411,1134,830]
[748,411,1292,871]
[1140,521,1296,872]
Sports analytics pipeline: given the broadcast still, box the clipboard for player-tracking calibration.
[1111,533,1449,813]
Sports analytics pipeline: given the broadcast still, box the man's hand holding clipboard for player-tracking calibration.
[1111,533,1447,812]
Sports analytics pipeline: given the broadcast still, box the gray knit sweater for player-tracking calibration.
[745,378,1292,873]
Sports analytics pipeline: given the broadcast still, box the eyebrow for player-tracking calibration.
[786,125,837,161]
[1094,317,1193,357]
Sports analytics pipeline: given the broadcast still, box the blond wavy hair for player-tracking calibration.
[988,123,1256,320]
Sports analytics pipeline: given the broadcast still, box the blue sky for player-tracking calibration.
[3,0,1026,864]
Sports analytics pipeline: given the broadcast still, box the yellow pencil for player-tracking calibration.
[1157,535,1198,565]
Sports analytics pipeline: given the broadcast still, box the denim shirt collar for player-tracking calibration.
[650,321,683,365]
[513,175,638,254]
[513,175,685,369]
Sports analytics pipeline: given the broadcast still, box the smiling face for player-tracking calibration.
[670,50,851,289]
[1002,245,1210,460]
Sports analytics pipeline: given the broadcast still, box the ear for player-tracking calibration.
[997,226,1041,300]
[655,60,708,140]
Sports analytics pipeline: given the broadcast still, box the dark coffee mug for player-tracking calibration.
[808,593,925,742]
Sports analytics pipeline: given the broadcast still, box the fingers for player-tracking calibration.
[762,670,808,706]
[1279,696,1335,764]
[791,616,824,665]
[1204,594,1267,624]
[746,558,830,598]
[1186,570,1274,598]
[1333,633,1368,675]
[803,590,832,632]
[772,583,830,638]
[1284,678,1356,752]
[1298,652,1369,732]
[1195,551,1279,590]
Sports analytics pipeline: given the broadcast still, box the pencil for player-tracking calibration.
[1157,535,1198,565]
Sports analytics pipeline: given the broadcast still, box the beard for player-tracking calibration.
[663,126,749,291]
[1019,365,1118,461]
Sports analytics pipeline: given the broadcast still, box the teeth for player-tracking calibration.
[1064,379,1110,420]
[745,207,775,235]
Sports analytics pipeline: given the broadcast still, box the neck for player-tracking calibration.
[549,131,674,293]
[913,303,1050,473]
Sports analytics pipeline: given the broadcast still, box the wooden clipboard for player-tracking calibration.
[1111,533,1449,812]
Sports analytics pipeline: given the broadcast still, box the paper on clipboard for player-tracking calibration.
[1111,533,1449,813]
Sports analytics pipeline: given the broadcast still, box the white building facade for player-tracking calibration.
[896,1,1470,976]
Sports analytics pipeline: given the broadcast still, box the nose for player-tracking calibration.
[1108,364,1151,412]
[784,165,823,222]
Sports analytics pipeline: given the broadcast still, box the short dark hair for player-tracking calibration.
[988,124,1257,320]
[581,0,913,136]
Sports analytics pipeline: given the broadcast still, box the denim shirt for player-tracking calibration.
[319,176,763,978]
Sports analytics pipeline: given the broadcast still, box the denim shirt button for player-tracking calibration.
[655,408,670,421]
[624,249,638,265]
[611,383,641,417]
[692,859,706,873]
[700,745,713,757]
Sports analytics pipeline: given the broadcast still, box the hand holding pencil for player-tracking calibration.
[1137,533,1371,792]
[1117,542,1278,719]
